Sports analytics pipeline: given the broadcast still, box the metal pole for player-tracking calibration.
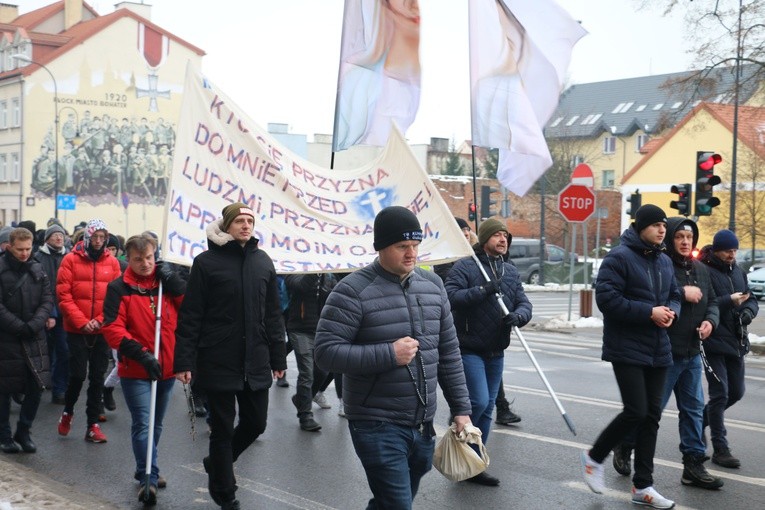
[729,0,743,232]
[567,224,577,321]
[143,279,164,501]
[539,177,546,285]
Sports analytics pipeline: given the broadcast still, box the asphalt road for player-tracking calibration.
[2,326,764,509]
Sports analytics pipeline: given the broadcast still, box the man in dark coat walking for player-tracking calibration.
[700,229,758,469]
[0,227,53,454]
[580,204,681,509]
[174,202,287,510]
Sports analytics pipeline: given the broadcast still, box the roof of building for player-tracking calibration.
[546,66,761,139]
[622,102,765,184]
[0,1,204,80]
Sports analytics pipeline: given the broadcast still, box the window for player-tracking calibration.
[571,154,584,167]
[653,103,664,110]
[11,98,20,127]
[581,114,594,125]
[671,101,683,109]
[636,134,650,151]
[618,102,634,113]
[565,115,579,126]
[10,152,19,182]
[612,103,625,114]
[550,116,564,127]
[635,104,647,112]
[0,101,6,129]
[602,169,615,188]
[588,113,602,124]
[603,136,616,154]
[0,154,6,182]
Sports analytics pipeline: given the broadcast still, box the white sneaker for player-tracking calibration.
[337,401,346,418]
[313,391,331,409]
[631,486,675,509]
[580,451,605,494]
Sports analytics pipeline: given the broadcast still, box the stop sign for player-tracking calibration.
[558,184,596,223]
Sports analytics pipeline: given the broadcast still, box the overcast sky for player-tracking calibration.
[22,0,692,145]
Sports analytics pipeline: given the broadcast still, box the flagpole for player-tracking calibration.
[470,145,479,232]
[330,0,351,168]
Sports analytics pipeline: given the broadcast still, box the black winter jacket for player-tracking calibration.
[285,273,336,333]
[595,226,681,367]
[315,260,472,426]
[33,243,67,318]
[700,245,759,357]
[0,251,53,392]
[444,246,532,356]
[173,220,287,392]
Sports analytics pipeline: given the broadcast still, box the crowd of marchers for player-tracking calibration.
[0,202,757,510]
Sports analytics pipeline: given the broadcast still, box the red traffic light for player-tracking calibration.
[698,152,722,171]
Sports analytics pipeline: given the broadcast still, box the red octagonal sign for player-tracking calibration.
[558,184,596,223]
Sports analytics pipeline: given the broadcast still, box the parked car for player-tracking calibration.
[748,267,765,300]
[737,248,765,272]
[508,238,566,285]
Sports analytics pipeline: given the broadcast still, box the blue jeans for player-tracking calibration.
[121,377,175,488]
[661,354,705,456]
[461,353,504,445]
[47,318,69,397]
[349,420,435,510]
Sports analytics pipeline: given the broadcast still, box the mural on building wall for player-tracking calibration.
[28,23,177,207]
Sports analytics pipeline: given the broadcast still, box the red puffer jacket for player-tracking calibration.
[102,266,185,380]
[56,242,121,334]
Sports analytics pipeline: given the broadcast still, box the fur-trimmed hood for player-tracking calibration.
[206,218,237,247]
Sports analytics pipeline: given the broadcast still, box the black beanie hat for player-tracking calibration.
[712,229,739,251]
[455,217,469,230]
[373,206,422,251]
[633,204,667,232]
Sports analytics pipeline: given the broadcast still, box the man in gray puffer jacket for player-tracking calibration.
[315,206,472,510]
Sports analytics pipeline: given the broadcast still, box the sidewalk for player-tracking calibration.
[0,458,119,510]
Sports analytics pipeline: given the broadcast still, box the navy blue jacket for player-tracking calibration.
[700,246,759,357]
[445,246,532,356]
[595,226,681,367]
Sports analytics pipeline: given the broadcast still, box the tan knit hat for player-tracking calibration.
[221,202,255,231]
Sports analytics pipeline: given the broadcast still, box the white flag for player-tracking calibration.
[332,0,422,152]
[162,63,470,272]
[469,0,586,196]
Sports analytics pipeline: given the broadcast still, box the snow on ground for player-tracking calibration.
[524,283,594,292]
[749,333,764,345]
[543,313,603,329]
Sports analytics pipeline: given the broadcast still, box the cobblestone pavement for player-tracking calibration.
[0,458,118,510]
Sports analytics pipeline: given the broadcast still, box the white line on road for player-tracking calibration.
[181,464,339,510]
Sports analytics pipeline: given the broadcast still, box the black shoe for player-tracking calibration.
[157,476,167,489]
[276,374,289,388]
[137,484,157,506]
[612,443,632,476]
[496,407,521,425]
[712,447,741,468]
[103,387,117,411]
[221,500,240,510]
[299,416,322,432]
[12,428,36,453]
[51,394,66,405]
[682,453,723,490]
[466,471,500,486]
[0,439,21,454]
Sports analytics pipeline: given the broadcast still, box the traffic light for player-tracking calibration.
[468,202,476,222]
[669,183,692,216]
[626,190,642,219]
[695,151,722,216]
[480,185,498,219]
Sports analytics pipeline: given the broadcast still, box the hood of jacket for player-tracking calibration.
[665,216,698,265]
[621,225,667,258]
[700,244,735,273]
[205,218,260,250]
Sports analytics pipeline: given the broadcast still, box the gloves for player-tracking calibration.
[137,351,162,381]
[502,313,521,328]
[155,260,174,284]
[483,280,499,295]
[740,309,754,326]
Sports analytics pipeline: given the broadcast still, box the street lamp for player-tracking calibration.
[12,54,59,219]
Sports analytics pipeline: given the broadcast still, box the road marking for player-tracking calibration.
[564,481,698,510]
[181,464,338,510]
[491,429,765,487]
[503,384,765,434]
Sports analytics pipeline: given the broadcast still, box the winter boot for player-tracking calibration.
[712,447,740,468]
[103,387,117,411]
[612,442,632,476]
[681,453,723,489]
[0,438,20,454]
[12,423,36,453]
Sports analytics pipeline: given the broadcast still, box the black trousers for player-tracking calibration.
[590,363,667,489]
[64,333,110,426]
[206,386,269,502]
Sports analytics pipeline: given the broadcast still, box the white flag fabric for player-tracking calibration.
[469,0,586,196]
[332,0,422,152]
[162,63,471,272]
